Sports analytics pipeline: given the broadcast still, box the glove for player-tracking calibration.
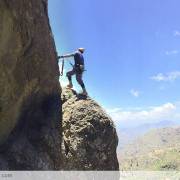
[58,55,64,59]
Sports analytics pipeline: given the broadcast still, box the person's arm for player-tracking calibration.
[58,52,75,59]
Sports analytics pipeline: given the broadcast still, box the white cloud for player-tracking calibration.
[130,89,140,98]
[151,71,180,82]
[173,30,180,37]
[165,50,179,55]
[107,108,123,113]
[107,102,179,127]
[159,85,165,90]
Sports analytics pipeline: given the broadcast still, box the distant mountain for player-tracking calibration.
[119,126,180,170]
[118,120,179,149]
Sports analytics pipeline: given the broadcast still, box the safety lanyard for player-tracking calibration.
[60,57,64,76]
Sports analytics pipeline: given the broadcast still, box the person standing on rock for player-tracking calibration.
[58,48,88,96]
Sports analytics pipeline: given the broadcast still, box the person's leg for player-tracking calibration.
[76,73,88,95]
[66,69,76,88]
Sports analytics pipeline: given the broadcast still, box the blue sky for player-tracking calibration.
[49,0,180,127]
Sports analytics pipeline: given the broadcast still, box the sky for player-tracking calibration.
[48,0,180,127]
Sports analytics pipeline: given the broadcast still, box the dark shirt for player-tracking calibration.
[74,51,84,67]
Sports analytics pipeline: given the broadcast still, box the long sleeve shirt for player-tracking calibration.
[62,51,84,67]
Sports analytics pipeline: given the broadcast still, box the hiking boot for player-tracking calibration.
[66,83,73,89]
[81,89,88,96]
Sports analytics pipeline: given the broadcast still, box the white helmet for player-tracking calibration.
[78,48,85,53]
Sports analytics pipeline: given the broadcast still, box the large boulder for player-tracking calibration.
[0,0,119,171]
[0,0,61,170]
[61,88,119,170]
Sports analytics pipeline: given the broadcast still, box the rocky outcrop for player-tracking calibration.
[0,0,119,171]
[61,89,119,170]
[0,0,61,170]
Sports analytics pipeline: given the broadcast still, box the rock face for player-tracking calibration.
[61,89,119,170]
[0,0,61,170]
[0,0,119,171]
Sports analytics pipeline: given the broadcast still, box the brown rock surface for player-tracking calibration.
[0,0,61,170]
[0,0,119,171]
[61,88,119,170]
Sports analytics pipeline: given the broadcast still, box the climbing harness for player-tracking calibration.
[69,62,86,72]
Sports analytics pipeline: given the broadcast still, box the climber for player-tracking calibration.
[58,48,88,96]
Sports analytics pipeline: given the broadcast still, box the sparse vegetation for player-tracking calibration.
[119,126,180,170]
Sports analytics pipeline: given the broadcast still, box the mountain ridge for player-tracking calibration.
[119,126,180,170]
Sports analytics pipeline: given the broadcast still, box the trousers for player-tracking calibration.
[66,67,85,89]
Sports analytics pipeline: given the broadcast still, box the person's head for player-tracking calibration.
[78,48,85,54]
